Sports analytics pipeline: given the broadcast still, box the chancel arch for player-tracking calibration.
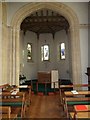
[10,2,81,85]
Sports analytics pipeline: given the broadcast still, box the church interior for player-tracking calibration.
[0,1,90,119]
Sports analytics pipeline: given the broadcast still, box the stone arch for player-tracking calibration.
[10,2,81,85]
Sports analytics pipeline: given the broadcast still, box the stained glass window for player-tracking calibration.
[41,44,49,61]
[60,43,65,59]
[27,43,32,61]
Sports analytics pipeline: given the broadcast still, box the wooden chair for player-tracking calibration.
[0,106,17,119]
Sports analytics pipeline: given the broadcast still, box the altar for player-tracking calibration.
[38,71,51,83]
[38,70,59,88]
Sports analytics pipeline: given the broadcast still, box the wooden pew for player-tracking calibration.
[64,97,90,118]
[0,91,26,118]
[1,84,32,114]
[18,85,32,105]
[70,105,90,119]
[0,106,17,119]
[64,90,90,97]
[59,84,90,105]
[0,106,11,118]
[2,84,32,107]
[59,84,73,104]
[70,111,90,119]
[63,90,90,118]
[0,84,10,91]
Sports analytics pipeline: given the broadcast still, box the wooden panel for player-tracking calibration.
[38,72,51,82]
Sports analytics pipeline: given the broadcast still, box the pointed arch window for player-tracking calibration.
[60,43,65,60]
[27,43,32,61]
[41,44,50,61]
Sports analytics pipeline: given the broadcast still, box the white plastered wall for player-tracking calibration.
[21,30,70,80]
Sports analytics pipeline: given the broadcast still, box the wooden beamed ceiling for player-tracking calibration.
[20,9,69,39]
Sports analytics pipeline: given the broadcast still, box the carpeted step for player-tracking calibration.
[48,92,55,95]
[37,92,44,96]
